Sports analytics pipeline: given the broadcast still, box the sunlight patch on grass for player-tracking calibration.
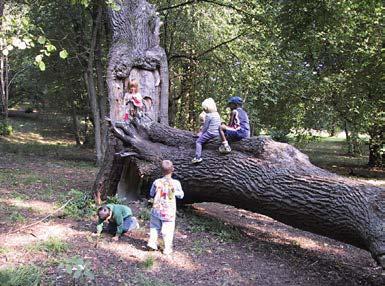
[1,222,79,248]
[1,198,54,215]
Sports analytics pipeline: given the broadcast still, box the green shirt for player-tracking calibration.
[96,204,133,236]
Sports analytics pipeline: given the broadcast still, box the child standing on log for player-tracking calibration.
[147,160,184,255]
[218,96,250,153]
[191,98,221,164]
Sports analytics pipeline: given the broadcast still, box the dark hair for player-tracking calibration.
[97,206,111,220]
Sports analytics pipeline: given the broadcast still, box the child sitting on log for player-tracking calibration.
[123,79,144,120]
[147,160,184,255]
[218,96,250,153]
[191,98,221,164]
[93,204,139,241]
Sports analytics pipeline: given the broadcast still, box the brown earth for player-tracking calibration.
[1,152,385,285]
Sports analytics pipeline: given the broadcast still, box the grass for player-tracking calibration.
[139,255,155,269]
[0,116,94,162]
[9,211,26,223]
[0,265,41,286]
[0,246,11,255]
[138,208,151,221]
[132,273,174,286]
[26,236,69,254]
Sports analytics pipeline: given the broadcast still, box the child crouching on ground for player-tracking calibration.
[94,204,139,241]
[147,160,184,255]
[191,98,221,164]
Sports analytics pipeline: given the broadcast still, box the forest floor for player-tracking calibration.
[1,115,385,286]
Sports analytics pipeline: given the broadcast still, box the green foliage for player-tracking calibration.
[0,122,13,136]
[138,208,151,221]
[106,195,126,205]
[0,246,10,255]
[10,211,25,222]
[63,189,96,219]
[27,237,69,254]
[0,265,41,286]
[139,255,155,269]
[59,256,95,283]
[269,130,289,143]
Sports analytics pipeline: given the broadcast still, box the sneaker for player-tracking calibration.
[147,242,158,251]
[219,144,231,154]
[191,157,203,164]
[163,248,173,255]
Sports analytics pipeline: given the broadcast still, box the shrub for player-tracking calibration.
[59,256,94,283]
[0,265,41,286]
[0,122,13,136]
[269,129,289,143]
[62,189,96,219]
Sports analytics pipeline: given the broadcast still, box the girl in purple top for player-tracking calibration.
[192,98,221,164]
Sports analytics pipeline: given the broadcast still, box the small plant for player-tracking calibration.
[0,265,41,286]
[106,195,126,204]
[62,189,96,219]
[10,211,26,223]
[27,237,69,254]
[0,121,13,136]
[0,246,10,255]
[138,208,151,221]
[140,255,155,269]
[59,256,95,284]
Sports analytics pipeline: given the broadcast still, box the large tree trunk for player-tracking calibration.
[110,116,385,267]
[93,0,169,199]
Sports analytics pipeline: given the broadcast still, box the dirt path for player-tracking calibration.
[1,153,385,285]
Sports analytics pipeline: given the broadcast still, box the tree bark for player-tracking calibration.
[110,116,385,268]
[94,0,169,198]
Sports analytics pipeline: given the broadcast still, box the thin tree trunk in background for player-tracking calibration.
[86,2,103,165]
[71,105,81,146]
[95,15,107,155]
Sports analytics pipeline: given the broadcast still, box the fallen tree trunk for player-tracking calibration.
[95,0,385,268]
[110,116,385,267]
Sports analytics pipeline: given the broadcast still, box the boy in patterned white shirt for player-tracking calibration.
[147,160,184,255]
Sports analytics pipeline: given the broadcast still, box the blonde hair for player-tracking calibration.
[202,98,217,113]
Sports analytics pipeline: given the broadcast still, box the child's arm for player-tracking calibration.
[149,181,157,197]
[96,219,104,235]
[174,181,184,199]
[200,114,211,134]
[114,212,124,237]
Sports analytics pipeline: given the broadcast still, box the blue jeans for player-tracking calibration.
[106,216,138,234]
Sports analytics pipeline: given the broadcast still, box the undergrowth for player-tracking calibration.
[0,265,41,286]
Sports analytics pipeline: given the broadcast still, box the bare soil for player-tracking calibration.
[1,152,385,285]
